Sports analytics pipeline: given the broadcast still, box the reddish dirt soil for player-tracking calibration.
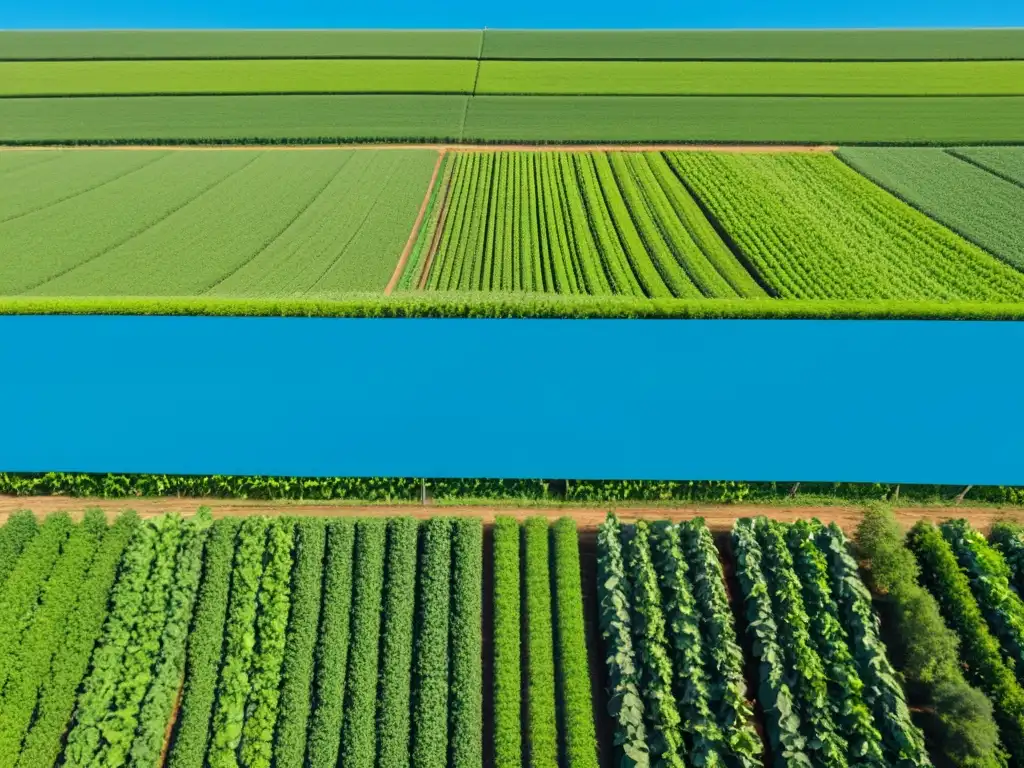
[2,498,1020,533]
[0,143,838,154]
[385,149,445,295]
[159,680,185,767]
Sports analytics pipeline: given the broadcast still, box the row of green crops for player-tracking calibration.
[422,151,763,298]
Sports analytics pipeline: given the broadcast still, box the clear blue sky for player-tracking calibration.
[2,0,1022,30]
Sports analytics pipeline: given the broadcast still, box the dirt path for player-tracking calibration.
[3,497,1020,533]
[385,149,444,295]
[0,143,838,154]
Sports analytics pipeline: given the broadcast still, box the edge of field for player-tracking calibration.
[3,498,1022,533]
[0,142,839,152]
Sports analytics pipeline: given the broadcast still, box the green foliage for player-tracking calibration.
[167,517,239,768]
[129,512,212,768]
[597,513,649,768]
[991,522,1024,595]
[731,518,808,767]
[907,520,1024,763]
[0,511,105,765]
[411,517,452,768]
[785,521,886,766]
[951,147,1024,187]
[0,512,72,689]
[273,518,326,768]
[524,517,559,768]
[814,522,931,766]
[0,510,38,590]
[649,522,729,768]
[376,517,419,768]
[552,517,600,768]
[677,519,762,768]
[240,519,295,768]
[450,519,483,768]
[62,517,158,768]
[340,519,387,768]
[306,519,356,768]
[492,516,522,768]
[625,521,687,767]
[208,516,269,768]
[15,511,139,768]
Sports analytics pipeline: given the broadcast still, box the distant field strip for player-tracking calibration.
[3,95,1021,145]
[422,151,765,298]
[475,61,1024,96]
[2,29,1021,61]
[668,152,1024,301]
[0,149,437,296]
[839,147,1024,272]
[0,60,478,96]
[947,146,1024,187]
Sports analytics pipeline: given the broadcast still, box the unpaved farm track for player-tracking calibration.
[0,143,838,153]
[1,497,1020,532]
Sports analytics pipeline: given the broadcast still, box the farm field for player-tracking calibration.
[838,147,1024,271]
[5,504,1024,767]
[0,148,438,296]
[951,146,1024,186]
[1,29,1023,144]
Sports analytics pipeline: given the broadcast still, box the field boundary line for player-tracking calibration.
[385,149,446,295]
[417,157,457,290]
[0,142,840,153]
[945,148,1024,192]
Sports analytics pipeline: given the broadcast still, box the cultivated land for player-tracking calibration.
[4,505,1024,768]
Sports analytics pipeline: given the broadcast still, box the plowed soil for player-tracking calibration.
[2,497,1020,533]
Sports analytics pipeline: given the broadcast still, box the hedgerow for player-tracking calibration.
[0,510,38,589]
[62,517,158,768]
[0,512,72,691]
[15,511,139,768]
[596,513,649,768]
[340,519,387,768]
[551,517,599,768]
[814,521,931,766]
[942,519,1024,686]
[241,519,295,768]
[412,517,451,768]
[786,520,885,766]
[758,519,847,767]
[625,521,686,768]
[678,519,761,768]
[450,518,483,768]
[649,522,729,767]
[376,517,419,768]
[273,518,326,768]
[732,518,808,764]
[130,511,212,768]
[907,520,1024,763]
[0,511,105,765]
[492,517,522,768]
[524,516,558,768]
[306,519,355,768]
[854,505,1004,768]
[208,516,269,768]
[167,517,239,768]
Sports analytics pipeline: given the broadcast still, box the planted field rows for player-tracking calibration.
[5,507,1024,766]
[413,150,1024,301]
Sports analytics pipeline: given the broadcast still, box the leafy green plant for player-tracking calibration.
[412,517,451,768]
[450,518,483,768]
[340,519,387,768]
[597,512,649,768]
[0,510,38,589]
[677,519,761,768]
[306,519,356,768]
[167,517,239,768]
[493,516,522,768]
[990,522,1024,594]
[376,517,419,768]
[525,516,559,768]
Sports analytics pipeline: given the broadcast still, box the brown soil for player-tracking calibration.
[159,679,185,767]
[385,149,445,295]
[2,498,1020,533]
[0,143,838,154]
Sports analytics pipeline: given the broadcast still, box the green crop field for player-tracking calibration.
[839,147,1024,272]
[0,148,438,296]
[475,60,1024,96]
[951,146,1024,186]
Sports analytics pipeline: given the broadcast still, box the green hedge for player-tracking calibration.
[2,294,1024,320]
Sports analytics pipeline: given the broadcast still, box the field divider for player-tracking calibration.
[417,159,458,290]
[385,149,446,295]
